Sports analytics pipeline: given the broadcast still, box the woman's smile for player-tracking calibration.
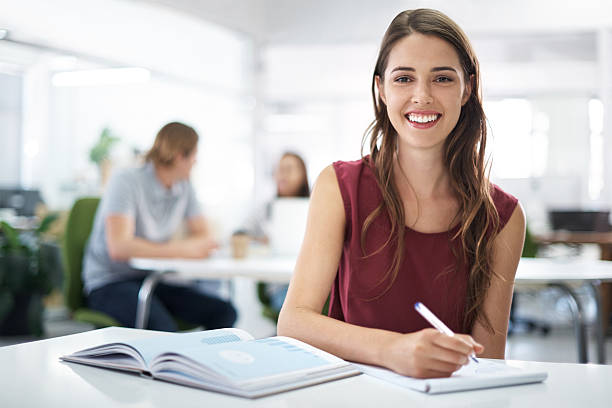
[405,111,443,129]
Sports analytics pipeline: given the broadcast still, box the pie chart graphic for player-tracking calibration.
[218,349,255,364]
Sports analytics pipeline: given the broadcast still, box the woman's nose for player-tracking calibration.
[411,82,433,105]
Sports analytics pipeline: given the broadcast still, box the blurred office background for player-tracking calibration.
[2,0,612,361]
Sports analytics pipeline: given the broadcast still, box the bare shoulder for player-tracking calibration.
[309,165,344,211]
[499,201,526,241]
[313,164,341,194]
[492,202,526,281]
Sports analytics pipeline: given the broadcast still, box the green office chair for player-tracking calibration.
[62,197,200,330]
[62,197,119,327]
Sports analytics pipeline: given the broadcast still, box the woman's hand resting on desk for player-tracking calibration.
[380,328,484,378]
[180,236,219,258]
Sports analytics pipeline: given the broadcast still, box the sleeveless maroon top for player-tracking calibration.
[329,158,518,334]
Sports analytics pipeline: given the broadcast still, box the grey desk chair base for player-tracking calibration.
[136,270,175,329]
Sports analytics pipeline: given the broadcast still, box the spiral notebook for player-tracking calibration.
[355,359,547,394]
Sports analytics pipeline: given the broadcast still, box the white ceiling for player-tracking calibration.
[0,0,605,80]
[135,0,612,46]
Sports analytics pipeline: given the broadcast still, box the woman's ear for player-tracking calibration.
[375,75,387,105]
[461,74,474,106]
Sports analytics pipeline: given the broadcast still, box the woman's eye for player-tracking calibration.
[435,76,453,83]
[395,76,411,83]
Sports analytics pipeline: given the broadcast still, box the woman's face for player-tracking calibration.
[376,32,471,152]
[276,155,305,197]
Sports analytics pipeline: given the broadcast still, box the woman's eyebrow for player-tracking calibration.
[431,66,457,73]
[390,66,457,73]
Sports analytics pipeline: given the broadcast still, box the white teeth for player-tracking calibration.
[407,114,439,123]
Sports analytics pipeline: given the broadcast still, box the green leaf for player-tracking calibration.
[36,213,59,235]
[0,221,22,250]
[89,127,120,165]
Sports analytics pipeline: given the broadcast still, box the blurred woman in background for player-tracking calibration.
[243,152,310,320]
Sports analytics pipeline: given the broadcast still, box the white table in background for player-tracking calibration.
[129,255,296,330]
[2,327,611,408]
[131,256,612,364]
[515,258,612,364]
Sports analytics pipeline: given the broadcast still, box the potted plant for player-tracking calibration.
[0,214,58,336]
[89,127,120,186]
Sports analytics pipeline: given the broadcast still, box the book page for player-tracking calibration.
[128,328,253,365]
[61,328,253,372]
[154,336,352,386]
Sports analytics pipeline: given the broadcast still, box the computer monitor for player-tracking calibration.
[0,188,44,216]
[548,210,611,232]
[268,198,310,256]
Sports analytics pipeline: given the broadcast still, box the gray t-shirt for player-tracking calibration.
[82,162,202,294]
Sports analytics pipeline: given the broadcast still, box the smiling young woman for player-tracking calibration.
[277,9,525,379]
[376,33,471,151]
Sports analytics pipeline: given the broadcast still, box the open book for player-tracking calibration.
[60,328,360,398]
[355,359,547,394]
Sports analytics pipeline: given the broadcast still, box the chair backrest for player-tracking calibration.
[62,197,100,312]
[522,224,538,258]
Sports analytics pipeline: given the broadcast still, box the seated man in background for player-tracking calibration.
[82,122,236,331]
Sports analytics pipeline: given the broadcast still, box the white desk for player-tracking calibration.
[1,327,611,407]
[131,256,612,364]
[515,258,612,364]
[130,255,297,331]
[131,256,296,283]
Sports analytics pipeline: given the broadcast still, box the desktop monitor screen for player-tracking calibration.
[268,198,310,256]
[0,188,44,216]
[548,210,611,232]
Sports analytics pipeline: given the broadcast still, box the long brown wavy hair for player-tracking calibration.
[361,9,500,333]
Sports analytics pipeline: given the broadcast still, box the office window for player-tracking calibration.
[0,72,23,185]
[588,98,604,200]
[485,98,548,179]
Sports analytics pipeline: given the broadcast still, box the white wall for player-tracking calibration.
[0,0,252,93]
[0,73,22,185]
[0,0,256,240]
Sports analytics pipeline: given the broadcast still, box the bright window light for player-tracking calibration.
[51,67,150,87]
[588,98,604,200]
[24,139,39,159]
[265,113,327,133]
[486,98,537,178]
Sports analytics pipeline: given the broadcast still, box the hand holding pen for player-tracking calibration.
[414,302,480,363]
[379,302,484,378]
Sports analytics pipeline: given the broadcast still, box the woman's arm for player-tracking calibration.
[278,165,480,378]
[471,203,526,358]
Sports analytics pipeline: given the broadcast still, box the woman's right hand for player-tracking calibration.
[380,328,484,378]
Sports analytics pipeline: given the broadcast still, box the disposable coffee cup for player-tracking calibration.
[231,232,250,259]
